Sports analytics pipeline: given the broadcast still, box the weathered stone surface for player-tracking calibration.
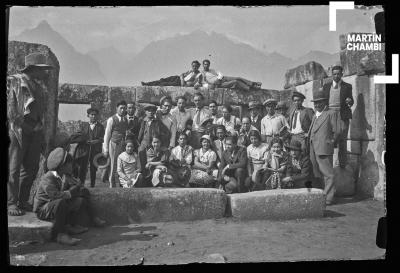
[89,188,227,224]
[8,41,60,203]
[334,165,356,197]
[8,213,52,243]
[283,61,327,89]
[228,189,325,220]
[340,46,385,77]
[204,253,227,263]
[223,88,279,105]
[58,83,109,103]
[347,140,362,155]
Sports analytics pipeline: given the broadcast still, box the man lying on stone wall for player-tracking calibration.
[200,59,262,91]
[141,60,202,88]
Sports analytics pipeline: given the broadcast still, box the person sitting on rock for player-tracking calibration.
[216,104,241,136]
[189,135,218,188]
[169,133,194,187]
[145,135,173,187]
[33,147,105,246]
[117,139,143,188]
[245,130,269,191]
[218,135,248,193]
[200,59,262,91]
[141,60,202,87]
[252,137,288,191]
[282,139,312,189]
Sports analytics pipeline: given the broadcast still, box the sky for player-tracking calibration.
[8,5,382,59]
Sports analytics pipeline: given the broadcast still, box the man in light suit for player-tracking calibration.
[322,65,354,168]
[308,92,340,205]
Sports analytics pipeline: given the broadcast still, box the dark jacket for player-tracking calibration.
[250,115,262,132]
[322,80,354,121]
[70,121,105,159]
[285,154,312,182]
[33,171,71,213]
[218,146,248,180]
[138,118,171,148]
[308,109,340,155]
[287,106,314,133]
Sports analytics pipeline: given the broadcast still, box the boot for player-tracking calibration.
[56,233,81,245]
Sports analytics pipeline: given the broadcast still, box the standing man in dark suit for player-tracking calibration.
[288,91,314,153]
[308,92,340,205]
[70,108,105,188]
[125,102,141,150]
[322,65,354,168]
[218,135,248,193]
[137,104,171,173]
[248,101,263,132]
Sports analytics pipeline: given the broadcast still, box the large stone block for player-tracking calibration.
[340,46,385,77]
[227,189,325,220]
[58,83,109,103]
[89,188,227,224]
[8,213,52,243]
[134,86,204,105]
[283,61,327,89]
[223,88,279,105]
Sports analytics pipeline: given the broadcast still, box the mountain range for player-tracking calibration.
[10,21,339,90]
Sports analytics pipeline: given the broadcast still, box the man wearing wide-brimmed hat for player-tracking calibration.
[260,98,289,147]
[308,91,340,205]
[287,91,315,153]
[69,107,105,188]
[7,52,54,216]
[248,100,263,132]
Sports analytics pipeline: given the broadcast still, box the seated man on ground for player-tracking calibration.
[33,147,105,246]
[200,59,262,91]
[141,60,202,87]
[216,104,241,136]
[245,130,269,191]
[145,136,173,187]
[189,135,218,188]
[117,139,144,188]
[218,135,248,193]
[282,139,312,189]
[169,133,194,187]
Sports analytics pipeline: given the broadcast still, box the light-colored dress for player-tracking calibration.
[189,148,218,187]
[247,143,269,182]
[117,151,140,188]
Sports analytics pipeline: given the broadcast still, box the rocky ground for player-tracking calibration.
[8,195,385,265]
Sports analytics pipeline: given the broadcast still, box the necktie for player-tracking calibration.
[195,109,201,125]
[291,111,298,130]
[180,146,185,161]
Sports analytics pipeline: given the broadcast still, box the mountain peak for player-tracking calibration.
[36,20,53,30]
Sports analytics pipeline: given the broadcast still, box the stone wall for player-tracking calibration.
[280,32,386,200]
[8,41,60,202]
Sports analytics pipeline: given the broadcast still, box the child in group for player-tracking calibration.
[169,133,193,187]
[245,130,269,191]
[145,135,173,187]
[263,137,288,190]
[117,139,143,188]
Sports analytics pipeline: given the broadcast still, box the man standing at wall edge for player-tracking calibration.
[7,52,54,216]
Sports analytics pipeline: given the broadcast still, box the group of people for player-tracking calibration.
[141,59,262,92]
[7,52,353,246]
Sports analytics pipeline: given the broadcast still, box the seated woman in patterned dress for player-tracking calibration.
[169,133,194,187]
[244,130,269,191]
[145,136,173,187]
[189,135,218,188]
[117,139,143,188]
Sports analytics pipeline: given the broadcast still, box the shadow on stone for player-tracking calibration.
[323,210,346,218]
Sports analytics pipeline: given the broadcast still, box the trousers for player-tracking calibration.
[74,149,98,187]
[8,130,42,207]
[223,168,246,193]
[309,143,335,203]
[108,141,124,188]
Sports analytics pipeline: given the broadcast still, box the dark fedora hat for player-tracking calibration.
[285,139,302,151]
[292,91,306,100]
[87,107,99,115]
[311,91,328,102]
[93,153,110,169]
[20,52,54,72]
[263,98,278,106]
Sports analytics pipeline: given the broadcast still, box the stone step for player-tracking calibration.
[227,188,325,220]
[89,188,227,224]
[8,212,52,243]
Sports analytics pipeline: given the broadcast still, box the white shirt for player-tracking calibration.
[103,114,124,153]
[216,115,241,135]
[290,110,304,135]
[315,111,323,118]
